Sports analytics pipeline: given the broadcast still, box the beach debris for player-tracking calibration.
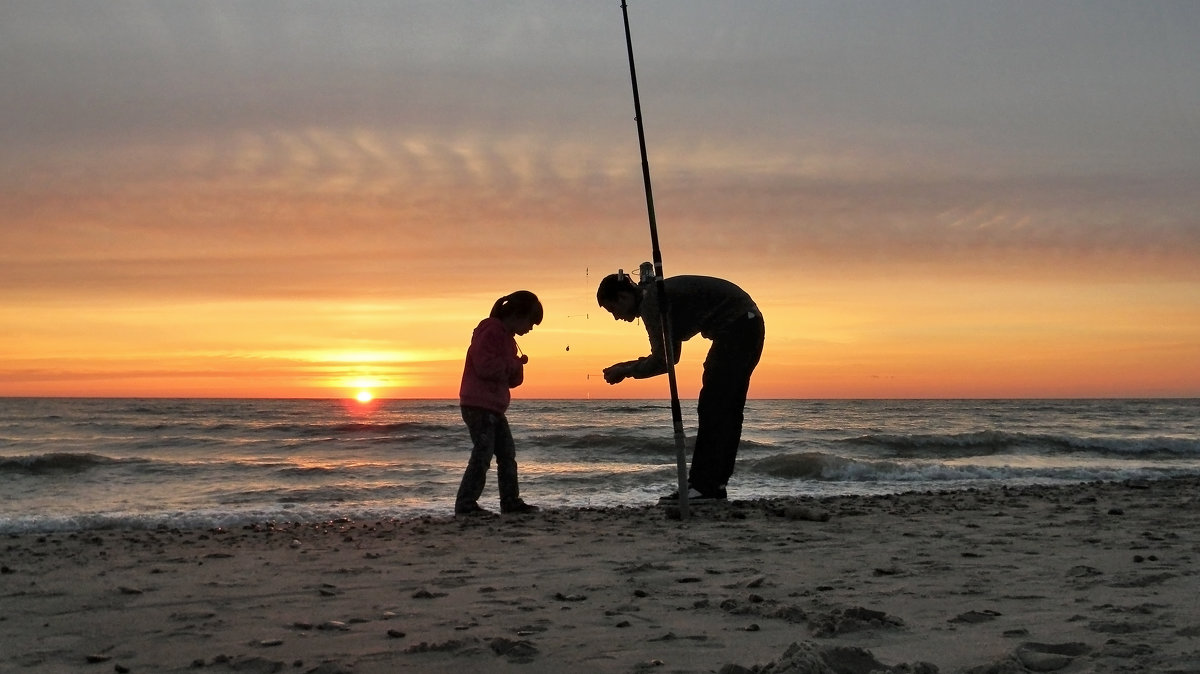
[785,506,830,522]
[1014,642,1092,672]
[1107,572,1174,588]
[768,605,809,623]
[648,632,708,642]
[809,606,904,637]
[490,636,539,662]
[1086,619,1152,634]
[751,641,937,674]
[1066,565,1103,577]
[170,610,218,623]
[403,639,466,654]
[304,663,354,674]
[719,596,808,623]
[1096,640,1155,659]
[950,609,1002,624]
[210,655,286,672]
[617,562,673,574]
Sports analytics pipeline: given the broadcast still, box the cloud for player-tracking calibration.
[3,1,1198,300]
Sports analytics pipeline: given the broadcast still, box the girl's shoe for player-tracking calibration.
[455,503,494,517]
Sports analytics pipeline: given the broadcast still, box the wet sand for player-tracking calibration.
[3,477,1198,673]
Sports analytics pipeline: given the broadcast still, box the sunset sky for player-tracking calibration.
[2,1,1198,399]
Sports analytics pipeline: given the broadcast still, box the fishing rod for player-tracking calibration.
[619,0,690,519]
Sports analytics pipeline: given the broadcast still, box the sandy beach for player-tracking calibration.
[3,477,1198,673]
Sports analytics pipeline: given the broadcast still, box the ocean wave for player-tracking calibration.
[593,403,672,414]
[214,482,424,505]
[0,501,455,535]
[292,421,455,438]
[840,431,1200,457]
[526,432,688,457]
[746,452,854,479]
[274,465,343,477]
[0,452,147,474]
[744,451,1192,484]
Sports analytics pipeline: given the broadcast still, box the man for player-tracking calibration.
[597,271,764,501]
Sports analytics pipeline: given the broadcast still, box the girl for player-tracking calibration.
[454,290,543,516]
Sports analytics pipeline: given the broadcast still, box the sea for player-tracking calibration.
[1,398,1197,534]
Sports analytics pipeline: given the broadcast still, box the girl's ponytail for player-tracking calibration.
[490,290,544,324]
[489,294,510,319]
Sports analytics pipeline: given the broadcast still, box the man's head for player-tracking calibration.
[596,273,640,322]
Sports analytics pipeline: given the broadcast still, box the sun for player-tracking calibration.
[355,390,374,403]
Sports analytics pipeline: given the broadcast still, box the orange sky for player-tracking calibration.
[2,2,1198,399]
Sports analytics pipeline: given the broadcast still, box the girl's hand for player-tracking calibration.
[519,355,529,365]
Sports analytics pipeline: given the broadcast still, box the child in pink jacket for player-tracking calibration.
[454,290,543,516]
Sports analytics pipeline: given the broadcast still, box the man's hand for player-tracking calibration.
[602,364,628,385]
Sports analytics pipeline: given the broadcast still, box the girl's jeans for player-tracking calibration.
[455,406,520,512]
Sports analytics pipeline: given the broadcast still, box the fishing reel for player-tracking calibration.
[616,261,655,288]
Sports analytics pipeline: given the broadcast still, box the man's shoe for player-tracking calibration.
[658,487,726,504]
[501,500,539,514]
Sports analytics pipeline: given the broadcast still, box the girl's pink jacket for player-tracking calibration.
[458,317,524,414]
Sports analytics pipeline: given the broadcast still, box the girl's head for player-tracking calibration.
[490,290,543,335]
